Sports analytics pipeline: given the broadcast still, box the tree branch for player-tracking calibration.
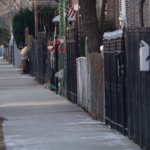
[139,0,145,27]
[0,0,6,5]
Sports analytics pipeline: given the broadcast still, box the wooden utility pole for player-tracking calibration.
[34,0,38,37]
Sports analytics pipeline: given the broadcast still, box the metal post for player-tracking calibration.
[55,45,58,94]
[85,37,91,112]
[34,0,38,38]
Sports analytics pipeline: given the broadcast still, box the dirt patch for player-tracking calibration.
[0,117,6,150]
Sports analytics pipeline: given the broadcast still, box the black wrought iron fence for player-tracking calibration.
[125,27,150,150]
[45,45,50,84]
[38,11,55,33]
[30,35,46,84]
[66,25,79,104]
[30,39,38,77]
[9,46,14,65]
[103,34,126,134]
[103,27,150,150]
[49,47,56,91]
[30,40,35,76]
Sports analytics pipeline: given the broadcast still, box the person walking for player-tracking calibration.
[19,42,29,74]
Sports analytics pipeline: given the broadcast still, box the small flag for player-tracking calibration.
[69,6,76,18]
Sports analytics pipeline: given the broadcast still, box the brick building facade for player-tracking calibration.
[96,0,150,28]
[69,0,150,29]
[105,0,150,28]
[135,0,149,26]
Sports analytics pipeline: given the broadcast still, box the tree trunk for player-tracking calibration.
[139,0,145,27]
[99,0,107,45]
[79,0,101,53]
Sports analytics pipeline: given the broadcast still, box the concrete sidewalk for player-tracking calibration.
[0,57,141,150]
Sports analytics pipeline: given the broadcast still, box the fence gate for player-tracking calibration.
[33,39,38,77]
[37,36,46,84]
[66,26,78,104]
[11,46,14,65]
[103,30,126,135]
[49,47,56,91]
[38,11,55,33]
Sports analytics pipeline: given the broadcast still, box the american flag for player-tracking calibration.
[69,6,76,18]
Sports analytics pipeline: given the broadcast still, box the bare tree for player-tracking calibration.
[139,0,145,27]
[0,0,21,30]
[79,0,107,53]
[0,0,6,5]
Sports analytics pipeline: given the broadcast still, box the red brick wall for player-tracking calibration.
[106,0,136,28]
[125,0,136,27]
[98,0,120,28]
[115,0,121,28]
[71,0,149,29]
[104,0,121,28]
[106,0,115,19]
[72,0,78,6]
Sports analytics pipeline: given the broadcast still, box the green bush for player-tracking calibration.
[104,18,116,32]
[13,6,57,49]
[12,8,34,49]
[0,27,10,46]
[79,37,85,57]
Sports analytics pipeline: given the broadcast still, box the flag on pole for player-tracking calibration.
[69,6,76,18]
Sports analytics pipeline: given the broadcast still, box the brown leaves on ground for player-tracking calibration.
[0,117,6,150]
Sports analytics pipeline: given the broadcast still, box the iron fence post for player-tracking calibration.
[85,37,91,112]
[55,45,58,94]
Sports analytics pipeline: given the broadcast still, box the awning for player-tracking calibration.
[52,15,76,23]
